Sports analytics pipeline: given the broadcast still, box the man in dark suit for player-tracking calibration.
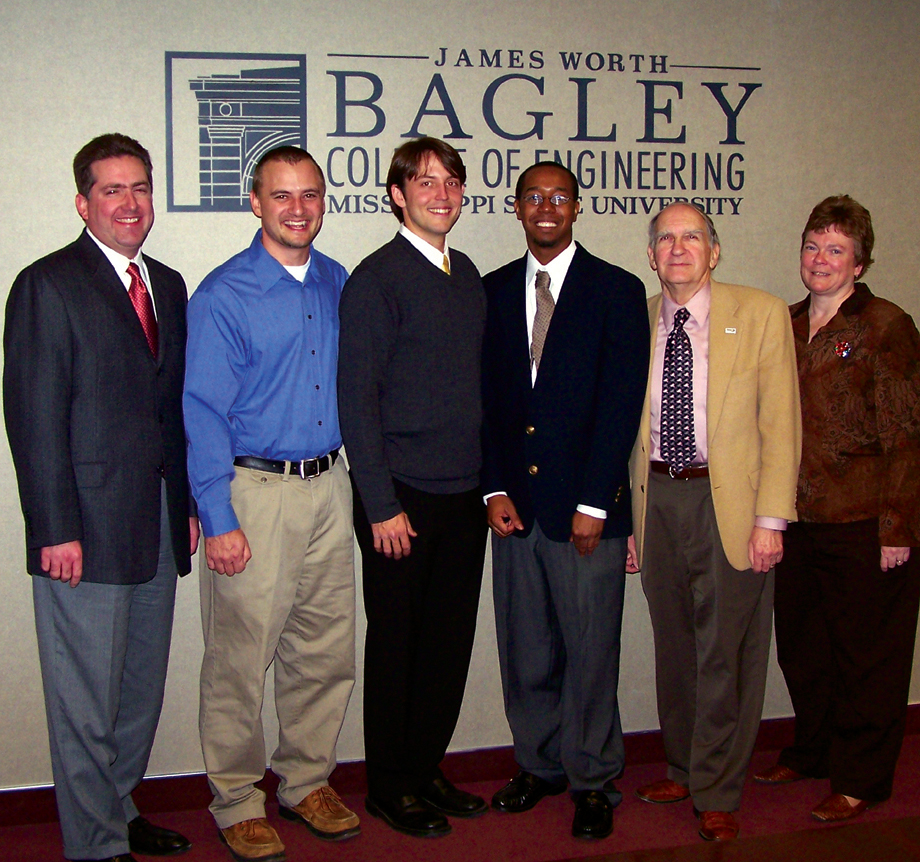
[4,133,197,862]
[482,162,649,840]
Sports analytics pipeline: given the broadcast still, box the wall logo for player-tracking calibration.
[165,52,307,212]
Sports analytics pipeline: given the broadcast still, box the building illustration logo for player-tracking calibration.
[165,52,307,212]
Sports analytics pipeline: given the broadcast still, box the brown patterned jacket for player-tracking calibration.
[790,283,920,546]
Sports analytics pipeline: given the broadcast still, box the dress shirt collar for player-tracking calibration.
[249,229,320,291]
[525,241,576,297]
[661,279,711,332]
[85,227,149,290]
[399,224,450,271]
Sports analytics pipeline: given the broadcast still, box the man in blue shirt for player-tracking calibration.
[184,146,358,862]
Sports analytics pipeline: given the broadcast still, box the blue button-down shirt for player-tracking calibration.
[184,230,348,537]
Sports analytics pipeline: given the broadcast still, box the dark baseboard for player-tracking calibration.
[2,705,918,829]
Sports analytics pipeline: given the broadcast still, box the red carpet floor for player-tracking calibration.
[4,732,920,862]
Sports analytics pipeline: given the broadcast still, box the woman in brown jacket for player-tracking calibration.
[755,195,920,821]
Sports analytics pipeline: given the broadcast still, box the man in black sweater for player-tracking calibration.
[338,138,488,838]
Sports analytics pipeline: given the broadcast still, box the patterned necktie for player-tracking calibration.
[660,306,695,473]
[127,263,158,357]
[442,254,450,275]
[531,270,554,371]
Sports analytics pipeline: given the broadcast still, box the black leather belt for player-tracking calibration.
[234,449,339,479]
[650,461,709,480]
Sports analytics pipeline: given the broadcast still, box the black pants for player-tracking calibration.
[354,476,487,799]
[775,519,920,801]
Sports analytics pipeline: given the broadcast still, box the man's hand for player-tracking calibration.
[570,512,604,557]
[748,526,783,573]
[205,528,252,575]
[41,541,84,587]
[372,512,417,560]
[625,535,640,573]
[881,546,911,572]
[190,517,201,555]
[486,495,524,538]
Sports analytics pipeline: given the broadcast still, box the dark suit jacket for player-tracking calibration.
[482,243,650,542]
[3,230,193,584]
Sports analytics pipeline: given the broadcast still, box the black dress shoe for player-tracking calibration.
[419,775,488,817]
[128,816,191,856]
[365,794,452,838]
[491,770,567,813]
[572,790,613,840]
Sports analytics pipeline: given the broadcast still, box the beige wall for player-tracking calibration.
[1,0,919,789]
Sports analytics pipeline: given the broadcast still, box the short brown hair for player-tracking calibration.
[73,133,152,198]
[802,195,874,278]
[251,146,324,196]
[387,137,466,222]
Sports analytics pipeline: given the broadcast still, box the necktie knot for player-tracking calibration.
[673,307,690,329]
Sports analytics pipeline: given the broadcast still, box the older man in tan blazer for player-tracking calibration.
[626,203,800,842]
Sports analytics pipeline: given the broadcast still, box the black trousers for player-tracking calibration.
[775,519,920,801]
[354,476,487,799]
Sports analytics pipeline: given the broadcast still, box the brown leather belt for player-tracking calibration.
[650,461,709,480]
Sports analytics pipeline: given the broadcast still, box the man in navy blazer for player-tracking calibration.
[4,134,196,862]
[482,162,649,840]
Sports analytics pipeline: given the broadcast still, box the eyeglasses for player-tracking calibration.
[520,193,573,207]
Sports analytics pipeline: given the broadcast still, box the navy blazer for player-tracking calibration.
[3,230,193,583]
[482,243,650,542]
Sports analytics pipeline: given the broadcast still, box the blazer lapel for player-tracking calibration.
[531,245,584,390]
[640,293,662,448]
[706,280,741,442]
[503,255,532,387]
[147,265,170,368]
[76,232,159,364]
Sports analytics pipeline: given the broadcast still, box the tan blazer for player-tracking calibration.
[630,279,801,571]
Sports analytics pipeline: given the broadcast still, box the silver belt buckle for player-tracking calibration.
[668,463,684,480]
[298,457,320,479]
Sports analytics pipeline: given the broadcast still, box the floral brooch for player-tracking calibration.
[834,340,852,358]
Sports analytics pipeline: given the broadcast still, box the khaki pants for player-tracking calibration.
[199,458,356,828]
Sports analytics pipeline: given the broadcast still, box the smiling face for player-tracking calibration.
[75,155,154,258]
[800,227,862,302]
[389,155,463,251]
[514,165,580,265]
[647,204,720,303]
[250,157,325,266]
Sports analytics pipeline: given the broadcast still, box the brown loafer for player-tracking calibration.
[811,793,870,822]
[636,778,690,804]
[218,818,285,862]
[753,764,807,784]
[279,785,360,841]
[697,810,739,841]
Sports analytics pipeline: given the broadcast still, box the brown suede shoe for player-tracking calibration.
[698,810,739,841]
[811,793,870,822]
[279,786,360,841]
[636,778,690,804]
[753,764,807,784]
[218,818,285,862]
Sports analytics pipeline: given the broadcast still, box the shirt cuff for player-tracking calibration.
[484,491,507,504]
[755,516,787,531]
[577,504,607,519]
